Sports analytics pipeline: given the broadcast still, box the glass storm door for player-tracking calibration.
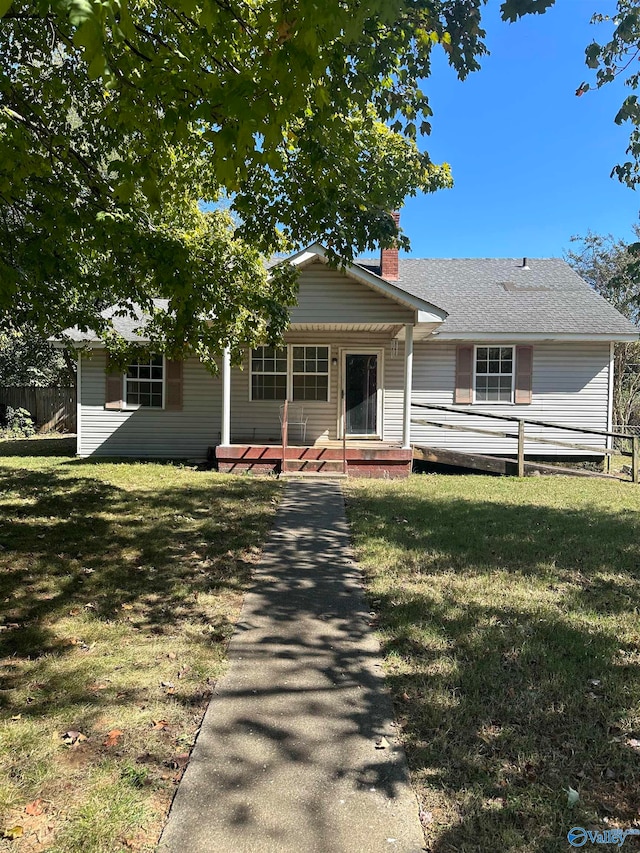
[345,353,378,436]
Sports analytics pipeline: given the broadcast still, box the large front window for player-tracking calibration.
[292,346,329,402]
[125,355,164,407]
[251,346,287,400]
[250,345,330,401]
[474,346,513,403]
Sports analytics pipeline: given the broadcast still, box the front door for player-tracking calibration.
[344,353,379,437]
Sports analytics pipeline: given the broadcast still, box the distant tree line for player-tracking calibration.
[566,230,640,428]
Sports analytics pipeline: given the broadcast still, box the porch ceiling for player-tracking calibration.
[287,322,403,334]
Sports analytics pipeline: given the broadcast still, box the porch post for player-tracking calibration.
[221,344,231,446]
[402,324,414,449]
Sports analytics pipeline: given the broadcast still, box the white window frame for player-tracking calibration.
[473,345,515,405]
[291,345,331,404]
[123,354,165,410]
[249,345,288,402]
[249,344,331,403]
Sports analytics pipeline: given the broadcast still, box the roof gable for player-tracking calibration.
[278,243,447,324]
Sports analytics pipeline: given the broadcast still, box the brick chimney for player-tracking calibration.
[380,211,400,280]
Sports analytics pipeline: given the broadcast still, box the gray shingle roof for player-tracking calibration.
[355,257,638,337]
[62,300,169,343]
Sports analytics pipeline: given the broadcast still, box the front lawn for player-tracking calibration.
[345,474,640,853]
[0,445,281,852]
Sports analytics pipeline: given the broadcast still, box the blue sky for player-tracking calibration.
[400,0,640,259]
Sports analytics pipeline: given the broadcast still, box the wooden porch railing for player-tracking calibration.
[411,402,638,482]
[281,399,288,475]
[342,392,347,475]
[280,397,348,476]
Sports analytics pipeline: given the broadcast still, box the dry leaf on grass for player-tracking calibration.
[152,720,169,730]
[103,729,123,748]
[2,825,24,840]
[25,799,44,816]
[61,730,87,745]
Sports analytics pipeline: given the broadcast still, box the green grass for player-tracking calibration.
[0,440,282,852]
[344,474,640,853]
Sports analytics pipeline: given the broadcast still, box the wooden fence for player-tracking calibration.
[0,386,76,432]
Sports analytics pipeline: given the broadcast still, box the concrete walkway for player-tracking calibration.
[158,481,424,853]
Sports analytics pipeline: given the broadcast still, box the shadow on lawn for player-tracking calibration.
[346,489,640,853]
[0,464,276,701]
[0,436,76,457]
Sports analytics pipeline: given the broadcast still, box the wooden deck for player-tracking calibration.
[215,443,413,478]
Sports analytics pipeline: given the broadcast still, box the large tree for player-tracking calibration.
[565,230,640,428]
[579,0,640,188]
[0,0,553,359]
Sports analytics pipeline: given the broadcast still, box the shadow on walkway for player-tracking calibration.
[159,481,424,853]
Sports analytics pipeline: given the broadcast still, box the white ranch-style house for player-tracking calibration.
[62,236,639,478]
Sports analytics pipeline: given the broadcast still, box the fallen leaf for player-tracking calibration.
[177,666,190,679]
[25,799,44,816]
[103,729,123,748]
[627,738,640,752]
[152,719,169,730]
[161,681,174,689]
[61,730,87,745]
[419,808,433,827]
[566,786,580,807]
[10,714,21,721]
[167,652,177,661]
[169,753,189,769]
[375,736,390,750]
[401,691,411,703]
[121,603,133,611]
[2,826,24,840]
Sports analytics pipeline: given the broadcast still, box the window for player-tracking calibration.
[251,346,287,400]
[125,355,164,407]
[292,346,329,402]
[475,346,513,403]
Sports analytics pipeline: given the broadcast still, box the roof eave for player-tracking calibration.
[433,331,639,343]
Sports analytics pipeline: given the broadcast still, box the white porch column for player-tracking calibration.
[402,324,414,449]
[221,344,231,446]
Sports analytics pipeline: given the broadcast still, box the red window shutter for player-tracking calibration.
[104,354,123,410]
[454,345,473,404]
[515,346,533,404]
[165,359,183,411]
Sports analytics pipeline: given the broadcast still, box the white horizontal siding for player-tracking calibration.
[78,340,612,459]
[409,341,611,455]
[290,260,414,325]
[230,331,395,443]
[79,352,221,457]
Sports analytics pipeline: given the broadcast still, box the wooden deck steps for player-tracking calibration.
[215,444,413,478]
[280,471,348,479]
[413,445,621,479]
